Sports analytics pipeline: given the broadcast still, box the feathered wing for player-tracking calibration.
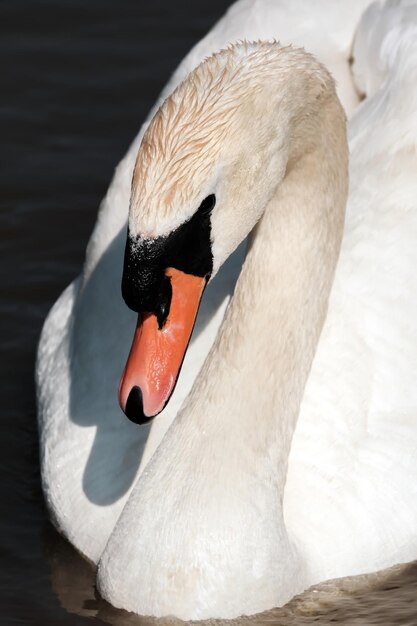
[285,0,417,580]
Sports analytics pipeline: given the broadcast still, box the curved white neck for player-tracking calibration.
[175,94,347,490]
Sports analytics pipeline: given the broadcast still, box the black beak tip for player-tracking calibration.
[124,386,153,425]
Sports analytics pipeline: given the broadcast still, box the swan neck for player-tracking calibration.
[184,92,348,485]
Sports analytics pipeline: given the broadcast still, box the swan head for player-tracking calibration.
[119,42,334,424]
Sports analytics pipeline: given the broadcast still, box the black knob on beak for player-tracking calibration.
[121,233,172,325]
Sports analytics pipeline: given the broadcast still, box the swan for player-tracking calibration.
[36,0,373,564]
[36,0,417,621]
[96,40,349,618]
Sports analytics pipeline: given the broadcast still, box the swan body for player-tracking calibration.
[36,0,417,620]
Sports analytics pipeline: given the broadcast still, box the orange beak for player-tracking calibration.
[119,267,206,423]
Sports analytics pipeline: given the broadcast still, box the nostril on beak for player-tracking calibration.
[156,275,173,329]
[124,386,152,425]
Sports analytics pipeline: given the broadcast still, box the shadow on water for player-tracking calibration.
[44,527,417,626]
[68,216,244,505]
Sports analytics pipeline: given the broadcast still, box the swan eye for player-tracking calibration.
[197,194,216,216]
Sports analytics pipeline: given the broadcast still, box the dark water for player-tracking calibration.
[1,1,417,625]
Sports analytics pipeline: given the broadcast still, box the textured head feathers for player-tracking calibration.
[129,41,334,237]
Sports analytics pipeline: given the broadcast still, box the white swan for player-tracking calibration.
[96,40,349,619]
[36,0,372,566]
[36,0,417,621]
